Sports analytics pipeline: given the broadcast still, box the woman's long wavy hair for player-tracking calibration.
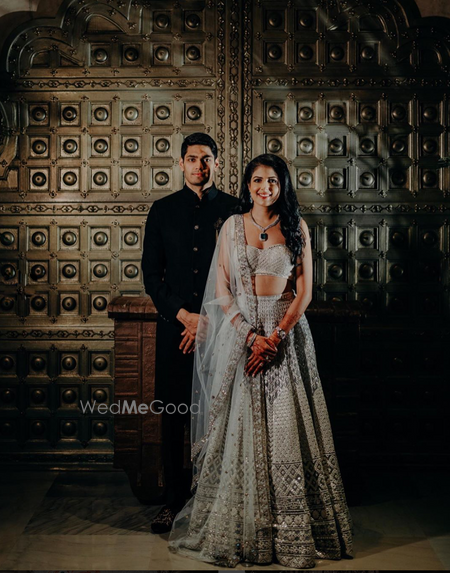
[234,153,306,264]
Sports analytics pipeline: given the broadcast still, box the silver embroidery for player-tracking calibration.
[246,243,295,280]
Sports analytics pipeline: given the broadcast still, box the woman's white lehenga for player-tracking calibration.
[168,214,354,568]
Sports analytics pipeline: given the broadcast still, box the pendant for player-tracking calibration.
[260,232,268,241]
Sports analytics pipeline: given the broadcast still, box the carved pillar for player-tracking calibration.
[108,296,163,502]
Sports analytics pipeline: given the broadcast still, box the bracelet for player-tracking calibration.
[247,331,257,348]
[274,326,287,340]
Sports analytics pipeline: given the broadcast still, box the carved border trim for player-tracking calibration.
[242,0,252,167]
[1,203,450,215]
[0,329,115,339]
[12,78,218,90]
[10,75,450,90]
[252,78,450,88]
[0,204,150,214]
[216,0,226,190]
[227,0,240,196]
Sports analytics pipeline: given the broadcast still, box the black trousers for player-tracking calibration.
[161,407,191,511]
[159,349,194,513]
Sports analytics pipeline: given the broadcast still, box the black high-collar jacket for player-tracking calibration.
[141,183,238,403]
[142,183,238,324]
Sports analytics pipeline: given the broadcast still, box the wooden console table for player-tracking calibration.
[108,296,365,504]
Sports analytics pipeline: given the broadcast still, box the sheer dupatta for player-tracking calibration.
[190,214,255,489]
[169,214,274,566]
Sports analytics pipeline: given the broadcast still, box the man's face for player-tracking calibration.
[179,144,219,189]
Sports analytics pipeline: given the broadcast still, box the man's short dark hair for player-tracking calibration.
[181,132,218,159]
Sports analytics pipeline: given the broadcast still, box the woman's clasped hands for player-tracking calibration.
[245,333,279,377]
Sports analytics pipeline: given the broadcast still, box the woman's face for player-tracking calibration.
[247,165,281,208]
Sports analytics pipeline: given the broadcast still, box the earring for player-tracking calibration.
[249,196,253,204]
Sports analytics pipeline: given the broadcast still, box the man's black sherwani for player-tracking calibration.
[141,183,238,407]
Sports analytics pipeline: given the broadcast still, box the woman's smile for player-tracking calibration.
[248,165,281,205]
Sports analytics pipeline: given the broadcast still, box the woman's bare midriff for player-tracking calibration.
[251,274,294,296]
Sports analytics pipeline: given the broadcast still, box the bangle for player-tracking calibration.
[274,326,287,340]
[247,331,257,348]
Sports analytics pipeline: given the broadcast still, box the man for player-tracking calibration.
[141,132,238,533]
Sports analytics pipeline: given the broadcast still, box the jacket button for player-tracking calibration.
[193,269,199,274]
[194,225,199,230]
[193,246,198,252]
[193,292,198,297]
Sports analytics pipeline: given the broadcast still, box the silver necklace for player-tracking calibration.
[249,210,280,242]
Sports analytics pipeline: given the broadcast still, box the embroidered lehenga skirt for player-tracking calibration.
[168,290,354,568]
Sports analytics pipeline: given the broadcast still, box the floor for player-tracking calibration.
[0,467,448,571]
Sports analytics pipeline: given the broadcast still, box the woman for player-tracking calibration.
[168,154,354,568]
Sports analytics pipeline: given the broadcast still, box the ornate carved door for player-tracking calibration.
[0,0,448,466]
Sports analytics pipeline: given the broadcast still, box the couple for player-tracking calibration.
[142,133,353,568]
